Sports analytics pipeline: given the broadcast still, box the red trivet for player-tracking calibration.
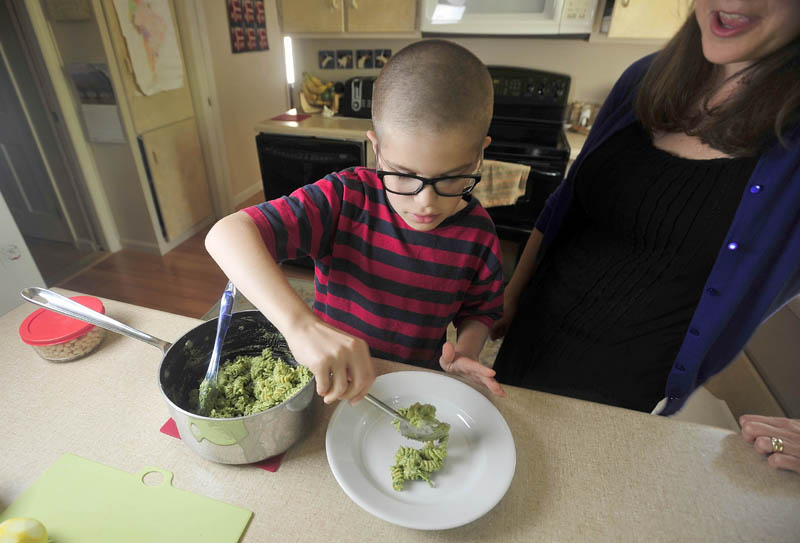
[270,113,311,122]
[160,418,285,472]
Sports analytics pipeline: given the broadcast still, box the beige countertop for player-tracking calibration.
[565,129,588,162]
[255,111,372,140]
[3,290,799,541]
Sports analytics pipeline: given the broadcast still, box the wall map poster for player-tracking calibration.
[112,0,184,96]
[227,0,269,53]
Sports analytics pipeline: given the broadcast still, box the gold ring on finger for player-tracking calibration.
[770,436,784,454]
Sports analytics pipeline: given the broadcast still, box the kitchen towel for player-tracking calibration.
[472,159,531,208]
[160,418,285,471]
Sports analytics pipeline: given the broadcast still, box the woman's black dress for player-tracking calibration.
[492,122,758,412]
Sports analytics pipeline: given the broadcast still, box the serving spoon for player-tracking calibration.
[363,393,449,442]
[197,281,236,416]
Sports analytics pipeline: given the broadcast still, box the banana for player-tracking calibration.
[303,73,327,94]
[301,79,319,101]
[299,92,321,113]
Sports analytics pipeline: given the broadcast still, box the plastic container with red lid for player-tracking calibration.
[19,296,106,362]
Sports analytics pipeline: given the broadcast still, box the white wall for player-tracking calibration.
[0,192,44,316]
[199,0,288,204]
[294,36,662,105]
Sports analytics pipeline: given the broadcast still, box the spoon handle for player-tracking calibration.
[363,393,403,420]
[204,281,236,380]
[20,287,172,353]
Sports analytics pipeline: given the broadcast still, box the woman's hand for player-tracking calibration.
[739,414,800,475]
[284,318,375,405]
[439,342,506,398]
[490,292,520,340]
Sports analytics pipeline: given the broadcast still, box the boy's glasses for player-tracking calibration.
[375,155,482,197]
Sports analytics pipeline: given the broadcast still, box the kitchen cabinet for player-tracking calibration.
[99,0,213,244]
[603,0,692,40]
[279,0,416,34]
[139,118,212,241]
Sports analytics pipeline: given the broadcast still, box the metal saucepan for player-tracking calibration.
[20,287,317,465]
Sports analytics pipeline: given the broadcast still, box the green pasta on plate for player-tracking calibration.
[390,402,450,491]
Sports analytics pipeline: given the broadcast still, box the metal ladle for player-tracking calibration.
[363,393,449,442]
[197,281,236,416]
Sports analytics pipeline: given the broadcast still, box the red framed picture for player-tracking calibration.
[227,0,268,53]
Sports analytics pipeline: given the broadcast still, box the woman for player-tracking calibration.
[488,0,800,474]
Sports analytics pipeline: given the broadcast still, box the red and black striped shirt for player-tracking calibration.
[244,167,504,368]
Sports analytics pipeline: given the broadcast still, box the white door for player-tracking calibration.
[0,46,72,242]
[0,190,44,316]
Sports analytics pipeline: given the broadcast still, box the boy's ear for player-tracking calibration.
[367,130,378,156]
[482,136,492,151]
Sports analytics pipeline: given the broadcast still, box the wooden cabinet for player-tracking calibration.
[100,0,212,245]
[605,0,692,40]
[346,0,416,33]
[280,0,344,33]
[279,0,416,34]
[139,118,212,241]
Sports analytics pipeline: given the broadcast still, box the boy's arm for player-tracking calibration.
[438,221,506,396]
[205,211,375,404]
[440,319,505,397]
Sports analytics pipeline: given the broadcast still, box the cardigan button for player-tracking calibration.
[689,329,700,336]
[706,287,719,296]
[675,364,686,371]
[749,184,763,194]
[727,242,739,251]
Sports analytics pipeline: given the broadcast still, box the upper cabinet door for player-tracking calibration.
[607,0,693,40]
[280,0,345,33]
[101,0,194,134]
[346,0,416,33]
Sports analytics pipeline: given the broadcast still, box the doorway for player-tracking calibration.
[0,0,106,285]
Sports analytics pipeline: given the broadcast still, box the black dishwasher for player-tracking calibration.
[255,132,366,267]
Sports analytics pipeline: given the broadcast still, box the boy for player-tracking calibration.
[206,40,505,405]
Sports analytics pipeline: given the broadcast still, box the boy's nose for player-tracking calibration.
[415,185,438,207]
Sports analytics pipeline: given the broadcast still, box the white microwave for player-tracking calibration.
[420,0,599,36]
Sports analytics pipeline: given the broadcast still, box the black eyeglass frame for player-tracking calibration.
[373,154,483,197]
[374,169,482,197]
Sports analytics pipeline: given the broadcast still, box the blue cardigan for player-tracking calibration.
[535,55,800,416]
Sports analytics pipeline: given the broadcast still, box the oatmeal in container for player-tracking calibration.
[19,296,106,362]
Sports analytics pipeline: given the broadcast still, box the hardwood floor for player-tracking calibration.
[26,238,107,286]
[57,192,312,319]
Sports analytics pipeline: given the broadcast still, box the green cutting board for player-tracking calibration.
[0,454,252,542]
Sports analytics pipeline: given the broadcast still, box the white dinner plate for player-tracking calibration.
[325,371,516,530]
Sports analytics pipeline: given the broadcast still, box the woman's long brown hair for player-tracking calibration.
[636,13,800,156]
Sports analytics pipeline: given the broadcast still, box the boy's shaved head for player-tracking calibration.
[372,40,493,149]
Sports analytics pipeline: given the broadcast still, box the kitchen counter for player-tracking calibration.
[255,111,588,167]
[255,111,372,141]
[2,291,799,541]
[565,129,587,162]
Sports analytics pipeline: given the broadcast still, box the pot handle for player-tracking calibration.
[20,287,173,354]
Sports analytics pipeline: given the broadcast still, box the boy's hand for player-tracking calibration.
[439,342,506,398]
[285,319,375,405]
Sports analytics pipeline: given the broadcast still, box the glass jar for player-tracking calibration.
[19,296,106,362]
